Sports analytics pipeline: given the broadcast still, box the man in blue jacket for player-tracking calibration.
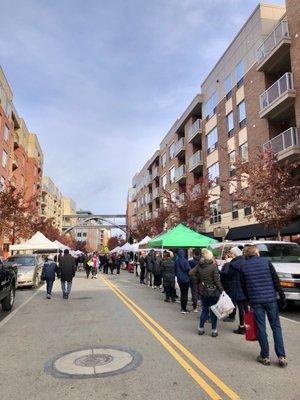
[42,255,60,299]
[241,245,287,367]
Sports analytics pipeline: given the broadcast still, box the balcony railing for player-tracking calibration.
[188,150,203,172]
[188,119,202,142]
[175,165,186,182]
[263,128,299,154]
[259,73,294,111]
[257,20,289,64]
[175,137,185,156]
[152,187,160,199]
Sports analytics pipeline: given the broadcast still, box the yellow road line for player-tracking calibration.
[101,275,240,400]
[101,276,223,400]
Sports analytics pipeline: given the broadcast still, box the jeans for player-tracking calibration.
[61,281,72,295]
[145,271,153,286]
[252,301,286,358]
[46,280,54,295]
[199,296,219,331]
[178,282,189,311]
[190,279,199,309]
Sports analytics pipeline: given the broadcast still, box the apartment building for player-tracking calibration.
[41,176,63,231]
[127,1,300,240]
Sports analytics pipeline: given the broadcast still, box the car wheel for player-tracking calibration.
[1,286,15,311]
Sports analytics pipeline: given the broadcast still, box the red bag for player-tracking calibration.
[244,308,258,341]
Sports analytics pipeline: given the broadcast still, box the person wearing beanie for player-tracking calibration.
[41,255,60,299]
[189,249,223,337]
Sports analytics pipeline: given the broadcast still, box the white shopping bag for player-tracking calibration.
[210,291,235,320]
[175,277,179,290]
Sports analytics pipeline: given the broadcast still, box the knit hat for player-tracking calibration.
[230,247,242,258]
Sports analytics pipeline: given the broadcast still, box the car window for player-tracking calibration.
[257,243,300,263]
[7,256,35,267]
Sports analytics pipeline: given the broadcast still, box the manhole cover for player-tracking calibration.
[44,347,142,379]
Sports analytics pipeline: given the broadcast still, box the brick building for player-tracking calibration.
[127,2,300,240]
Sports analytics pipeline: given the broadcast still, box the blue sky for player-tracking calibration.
[0,0,284,213]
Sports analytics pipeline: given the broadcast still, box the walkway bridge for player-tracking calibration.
[62,214,127,234]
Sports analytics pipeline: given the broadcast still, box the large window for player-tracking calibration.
[231,195,239,220]
[236,60,244,88]
[240,142,248,163]
[169,166,175,184]
[210,200,221,224]
[237,101,246,128]
[229,150,236,177]
[162,174,167,189]
[226,112,234,137]
[169,143,175,159]
[225,73,233,98]
[4,125,9,142]
[207,127,218,154]
[204,92,217,119]
[2,150,8,168]
[161,153,167,167]
[208,162,220,184]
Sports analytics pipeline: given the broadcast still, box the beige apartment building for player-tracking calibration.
[41,176,63,231]
[127,1,300,240]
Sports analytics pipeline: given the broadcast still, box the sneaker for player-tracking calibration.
[46,294,51,299]
[193,308,199,313]
[198,329,205,335]
[278,357,288,368]
[233,326,245,335]
[181,310,187,314]
[257,355,270,366]
[164,299,170,303]
[211,330,218,338]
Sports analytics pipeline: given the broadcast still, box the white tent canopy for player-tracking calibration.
[138,236,151,248]
[9,231,61,252]
[110,246,121,254]
[53,240,70,251]
[119,242,133,252]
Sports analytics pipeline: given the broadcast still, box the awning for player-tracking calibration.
[225,219,300,241]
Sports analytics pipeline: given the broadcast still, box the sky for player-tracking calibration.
[0,0,284,214]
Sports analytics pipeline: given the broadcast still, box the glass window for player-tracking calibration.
[82,232,87,237]
[169,166,175,183]
[210,200,221,224]
[240,142,248,162]
[7,256,35,266]
[0,176,4,191]
[257,243,300,263]
[2,150,8,168]
[169,143,175,159]
[204,92,217,119]
[237,101,246,128]
[161,153,167,167]
[225,73,233,97]
[229,151,236,176]
[231,195,239,219]
[207,127,218,153]
[162,174,167,189]
[4,125,9,142]
[208,162,220,183]
[77,232,82,237]
[236,60,244,87]
[226,112,234,136]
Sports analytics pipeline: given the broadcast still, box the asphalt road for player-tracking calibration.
[0,272,299,400]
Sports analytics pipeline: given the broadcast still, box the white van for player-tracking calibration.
[209,240,300,302]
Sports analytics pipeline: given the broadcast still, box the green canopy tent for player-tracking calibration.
[148,224,218,249]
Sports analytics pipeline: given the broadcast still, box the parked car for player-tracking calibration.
[0,257,17,311]
[6,254,44,288]
[209,241,300,302]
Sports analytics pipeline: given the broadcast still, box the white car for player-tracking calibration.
[209,240,300,302]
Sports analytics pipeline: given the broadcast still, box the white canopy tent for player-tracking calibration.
[53,240,70,251]
[118,242,133,252]
[138,236,151,249]
[9,232,61,252]
[110,246,122,254]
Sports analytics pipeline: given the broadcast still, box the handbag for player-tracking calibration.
[244,308,258,341]
[210,291,235,319]
[202,282,219,298]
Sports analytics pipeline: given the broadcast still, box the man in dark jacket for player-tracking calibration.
[146,250,155,287]
[42,255,59,299]
[175,249,191,314]
[161,251,176,302]
[59,249,76,299]
[241,245,287,367]
[189,249,201,312]
[139,253,146,284]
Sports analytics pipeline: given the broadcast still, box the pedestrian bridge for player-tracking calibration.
[62,214,127,234]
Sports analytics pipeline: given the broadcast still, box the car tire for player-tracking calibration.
[1,285,15,311]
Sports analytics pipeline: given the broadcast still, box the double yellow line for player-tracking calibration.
[101,275,240,400]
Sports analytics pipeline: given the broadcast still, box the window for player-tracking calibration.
[170,190,176,202]
[77,232,82,237]
[0,176,4,191]
[225,73,233,98]
[208,162,220,184]
[229,150,236,177]
[210,200,221,224]
[169,166,175,184]
[169,143,175,159]
[2,150,8,168]
[161,153,167,167]
[226,112,234,137]
[244,205,252,216]
[240,142,248,163]
[237,101,246,128]
[207,127,218,154]
[82,232,87,237]
[162,174,167,189]
[236,60,244,88]
[4,125,9,142]
[231,195,239,219]
[204,92,217,119]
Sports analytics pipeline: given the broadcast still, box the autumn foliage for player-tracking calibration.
[107,235,125,250]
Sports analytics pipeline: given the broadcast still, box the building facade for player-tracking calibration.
[127,2,300,240]
[41,176,64,231]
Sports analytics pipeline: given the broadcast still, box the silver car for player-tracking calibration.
[6,254,43,288]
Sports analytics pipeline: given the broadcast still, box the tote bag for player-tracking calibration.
[244,308,258,341]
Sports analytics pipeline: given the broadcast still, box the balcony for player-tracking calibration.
[188,150,203,172]
[13,132,20,149]
[263,128,300,162]
[257,20,291,74]
[188,119,202,143]
[145,174,151,186]
[145,193,152,204]
[175,165,186,182]
[12,155,18,170]
[152,187,160,199]
[174,137,185,157]
[152,166,159,179]
[259,73,296,121]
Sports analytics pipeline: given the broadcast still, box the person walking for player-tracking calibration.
[175,249,191,314]
[153,252,162,289]
[85,256,93,278]
[41,255,59,299]
[92,253,98,279]
[59,249,76,299]
[146,250,155,287]
[189,249,201,312]
[109,256,115,274]
[161,251,176,302]
[241,245,287,367]
[189,249,223,337]
[139,252,146,284]
[114,255,122,275]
